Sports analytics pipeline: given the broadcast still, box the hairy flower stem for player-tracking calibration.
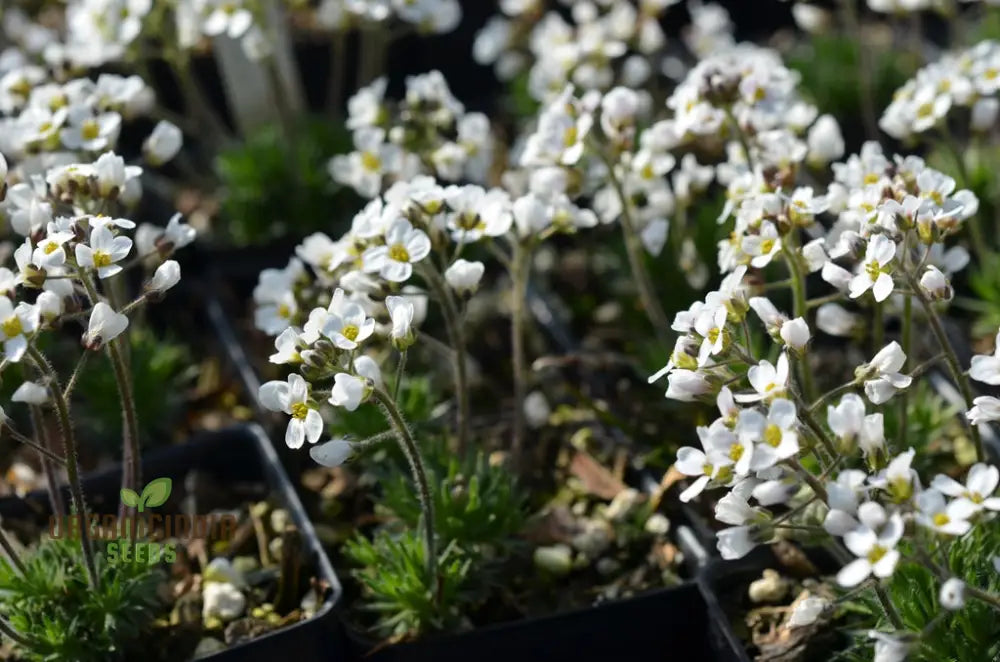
[29,406,65,517]
[873,584,906,630]
[905,270,985,461]
[724,107,756,172]
[421,266,469,456]
[0,526,25,575]
[79,273,141,508]
[599,150,671,346]
[966,585,1000,612]
[0,618,31,648]
[510,240,530,462]
[26,345,98,589]
[371,388,438,591]
[785,458,828,502]
[899,293,913,452]
[783,245,816,402]
[393,350,407,404]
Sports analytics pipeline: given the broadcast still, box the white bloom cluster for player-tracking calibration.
[317,0,462,34]
[881,39,1000,139]
[329,73,494,198]
[473,0,681,102]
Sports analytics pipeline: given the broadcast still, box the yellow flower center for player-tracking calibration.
[932,512,950,527]
[457,211,482,231]
[863,173,880,185]
[764,424,782,448]
[341,324,359,341]
[43,242,59,255]
[702,462,714,477]
[563,125,578,148]
[865,259,883,281]
[760,238,775,254]
[640,163,655,179]
[93,251,113,268]
[277,303,291,319]
[361,151,381,172]
[916,102,934,119]
[81,119,100,141]
[728,443,744,462]
[290,402,309,420]
[867,544,888,564]
[1,316,23,338]
[967,491,984,504]
[388,243,410,262]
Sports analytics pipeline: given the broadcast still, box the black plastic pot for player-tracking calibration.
[0,425,342,662]
[339,581,734,662]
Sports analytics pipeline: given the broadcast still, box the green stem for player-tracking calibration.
[371,388,438,589]
[724,106,756,172]
[510,240,530,461]
[26,345,98,588]
[905,270,984,462]
[899,292,913,453]
[393,350,407,404]
[873,583,906,630]
[599,150,671,346]
[0,618,31,648]
[78,272,141,503]
[785,458,828,502]
[421,265,469,456]
[783,244,816,401]
[0,526,25,575]
[809,380,858,413]
[966,585,1000,612]
[30,405,65,517]
[873,300,884,357]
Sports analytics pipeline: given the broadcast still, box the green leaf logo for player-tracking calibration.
[121,478,172,512]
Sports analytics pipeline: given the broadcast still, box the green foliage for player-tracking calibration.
[215,116,356,246]
[330,376,435,440]
[0,538,164,662]
[74,327,193,452]
[881,379,961,474]
[343,531,473,639]
[843,526,1000,662]
[379,443,527,551]
[788,34,917,132]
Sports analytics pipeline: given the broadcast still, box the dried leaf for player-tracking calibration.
[569,451,626,499]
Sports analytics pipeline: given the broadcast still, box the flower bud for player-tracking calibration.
[143,121,183,166]
[444,259,485,299]
[919,266,952,301]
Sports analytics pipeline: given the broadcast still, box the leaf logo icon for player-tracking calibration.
[120,477,172,513]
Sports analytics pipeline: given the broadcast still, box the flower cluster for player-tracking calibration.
[881,39,1000,140]
[316,0,462,34]
[330,72,494,198]
[474,0,680,103]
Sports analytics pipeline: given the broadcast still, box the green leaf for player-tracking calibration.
[138,478,172,511]
[119,489,139,508]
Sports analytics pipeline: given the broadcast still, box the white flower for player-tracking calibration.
[806,114,844,166]
[444,259,485,298]
[824,469,869,535]
[868,631,912,662]
[83,301,128,350]
[871,448,918,502]
[75,224,132,279]
[163,213,197,250]
[201,0,254,38]
[970,330,1000,385]
[664,369,712,402]
[270,327,304,365]
[968,396,1000,426]
[780,317,810,352]
[321,289,375,350]
[202,582,246,622]
[385,295,415,350]
[32,230,74,269]
[147,260,181,294]
[816,303,859,337]
[0,297,37,363]
[860,342,912,405]
[60,106,121,151]
[717,526,756,560]
[919,265,952,301]
[737,398,800,471]
[837,502,904,587]
[735,354,790,403]
[600,87,639,142]
[361,218,431,282]
[849,234,896,302]
[915,489,976,536]
[309,438,354,468]
[12,380,49,404]
[258,373,323,449]
[788,596,830,627]
[143,120,183,165]
[329,373,369,411]
[939,578,966,611]
[932,463,1000,511]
